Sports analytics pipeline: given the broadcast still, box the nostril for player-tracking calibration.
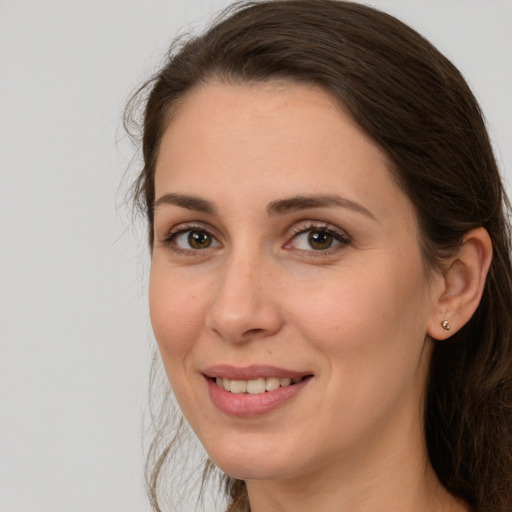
[244,328,264,336]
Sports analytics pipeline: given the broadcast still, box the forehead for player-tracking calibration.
[154,81,409,221]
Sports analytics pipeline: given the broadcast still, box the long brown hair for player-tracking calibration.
[125,1,512,510]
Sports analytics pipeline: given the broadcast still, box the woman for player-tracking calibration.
[125,1,512,510]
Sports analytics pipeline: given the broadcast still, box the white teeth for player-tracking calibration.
[215,376,304,394]
[247,378,266,394]
[265,377,280,391]
[230,380,247,394]
[216,377,231,391]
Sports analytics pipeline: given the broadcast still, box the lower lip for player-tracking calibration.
[206,376,312,418]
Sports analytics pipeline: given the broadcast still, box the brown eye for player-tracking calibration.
[308,230,334,250]
[186,231,213,249]
[170,228,220,251]
[287,226,349,253]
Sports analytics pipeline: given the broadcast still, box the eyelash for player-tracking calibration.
[159,222,351,256]
[285,222,351,256]
[159,222,219,255]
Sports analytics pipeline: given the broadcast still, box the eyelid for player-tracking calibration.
[156,219,351,256]
[157,222,221,251]
[287,220,351,240]
[284,221,352,253]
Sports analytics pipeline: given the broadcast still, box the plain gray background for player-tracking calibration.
[1,1,511,511]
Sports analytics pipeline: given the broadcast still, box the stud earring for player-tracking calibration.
[441,320,451,331]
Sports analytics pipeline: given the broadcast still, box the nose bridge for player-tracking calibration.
[206,244,281,342]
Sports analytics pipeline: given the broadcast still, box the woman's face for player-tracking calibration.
[150,81,440,482]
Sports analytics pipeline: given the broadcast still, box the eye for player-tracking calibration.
[293,229,339,251]
[176,230,214,249]
[286,225,350,252]
[162,226,221,252]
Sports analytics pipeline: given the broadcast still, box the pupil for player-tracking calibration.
[188,231,211,249]
[308,231,333,250]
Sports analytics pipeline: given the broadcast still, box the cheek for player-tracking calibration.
[148,263,208,369]
[287,263,431,443]
[286,257,429,366]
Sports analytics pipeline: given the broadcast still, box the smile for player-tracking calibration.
[214,376,304,394]
[204,366,313,417]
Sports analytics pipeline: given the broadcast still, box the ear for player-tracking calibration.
[427,227,493,340]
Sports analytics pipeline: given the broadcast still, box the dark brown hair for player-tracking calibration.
[125,1,512,511]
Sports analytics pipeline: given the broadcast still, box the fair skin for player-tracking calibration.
[150,81,490,511]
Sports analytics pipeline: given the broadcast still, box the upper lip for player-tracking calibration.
[203,364,312,381]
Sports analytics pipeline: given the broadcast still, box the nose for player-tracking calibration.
[205,252,283,343]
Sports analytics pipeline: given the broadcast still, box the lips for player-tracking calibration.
[204,364,311,381]
[203,365,313,417]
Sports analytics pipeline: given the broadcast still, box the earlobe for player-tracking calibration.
[427,227,493,341]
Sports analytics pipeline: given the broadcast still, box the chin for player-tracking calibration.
[215,460,298,482]
[204,434,303,481]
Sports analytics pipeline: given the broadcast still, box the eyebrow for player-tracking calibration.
[154,193,217,214]
[266,194,376,220]
[153,192,376,220]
